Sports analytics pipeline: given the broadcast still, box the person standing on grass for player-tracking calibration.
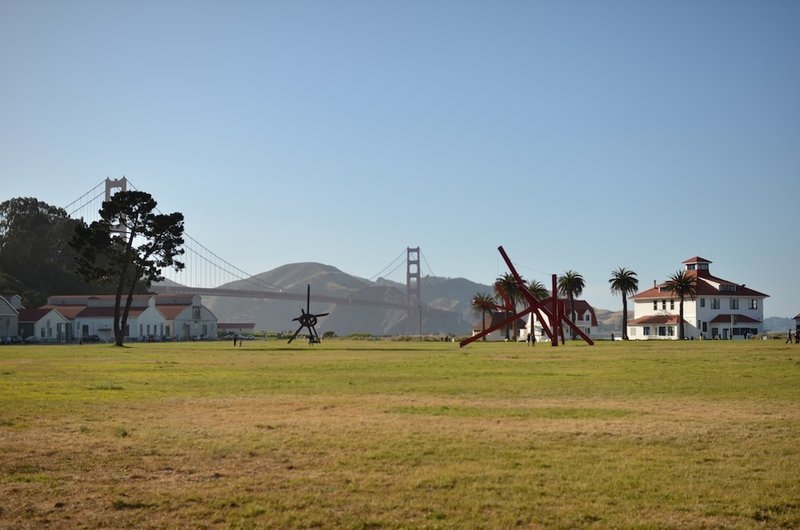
[786,330,793,344]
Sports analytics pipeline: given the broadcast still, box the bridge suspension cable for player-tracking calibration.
[367,248,407,282]
[64,181,105,217]
[420,249,436,278]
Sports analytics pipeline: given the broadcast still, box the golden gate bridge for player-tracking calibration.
[64,178,434,313]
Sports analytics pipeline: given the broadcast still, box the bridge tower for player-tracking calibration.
[105,177,127,201]
[406,247,421,307]
[105,177,128,235]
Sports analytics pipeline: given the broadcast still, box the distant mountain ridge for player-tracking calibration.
[200,262,475,336]
[195,262,640,337]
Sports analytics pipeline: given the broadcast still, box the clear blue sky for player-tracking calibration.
[2,1,798,317]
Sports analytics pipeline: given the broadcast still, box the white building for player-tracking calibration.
[628,257,768,340]
[523,298,598,342]
[0,295,21,339]
[43,294,217,342]
[18,307,72,343]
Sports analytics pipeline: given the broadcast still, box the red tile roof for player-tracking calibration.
[157,305,190,320]
[628,315,689,325]
[40,305,85,319]
[633,272,768,300]
[472,311,527,331]
[709,314,762,324]
[682,256,712,264]
[77,307,145,318]
[219,323,255,330]
[539,299,599,326]
[17,308,55,322]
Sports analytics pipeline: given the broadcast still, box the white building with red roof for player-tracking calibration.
[628,257,768,340]
[44,294,217,342]
[18,307,71,342]
[524,298,599,342]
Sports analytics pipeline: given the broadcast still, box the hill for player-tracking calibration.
[201,263,472,336]
[198,263,638,337]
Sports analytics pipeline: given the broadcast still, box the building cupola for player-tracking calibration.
[682,256,711,275]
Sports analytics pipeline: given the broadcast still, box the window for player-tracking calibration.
[749,299,758,310]
[667,326,674,336]
[643,326,651,336]
[702,322,707,333]
[661,300,667,310]
[653,301,658,310]
[711,298,720,309]
[658,326,667,336]
[700,298,705,308]
[670,300,675,310]
[730,298,739,310]
[193,306,201,321]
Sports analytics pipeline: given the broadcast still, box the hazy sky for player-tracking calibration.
[2,1,798,317]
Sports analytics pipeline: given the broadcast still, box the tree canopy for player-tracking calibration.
[609,267,639,340]
[526,279,550,301]
[664,270,697,340]
[558,270,584,339]
[0,197,88,305]
[71,190,185,346]
[470,292,496,341]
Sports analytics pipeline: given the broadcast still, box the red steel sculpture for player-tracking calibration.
[459,246,594,348]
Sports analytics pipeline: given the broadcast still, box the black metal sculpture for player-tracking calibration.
[288,284,329,344]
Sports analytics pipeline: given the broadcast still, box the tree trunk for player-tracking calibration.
[569,295,576,340]
[622,295,628,340]
[678,296,685,340]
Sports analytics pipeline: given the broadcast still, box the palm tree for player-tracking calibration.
[558,270,585,340]
[664,270,697,340]
[471,293,496,341]
[526,279,550,301]
[525,279,550,343]
[609,267,639,340]
[495,272,523,340]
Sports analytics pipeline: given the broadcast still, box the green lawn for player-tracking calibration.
[1,339,799,528]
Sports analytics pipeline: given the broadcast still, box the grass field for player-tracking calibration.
[1,339,799,529]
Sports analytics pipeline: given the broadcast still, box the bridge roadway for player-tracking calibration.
[149,285,417,311]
